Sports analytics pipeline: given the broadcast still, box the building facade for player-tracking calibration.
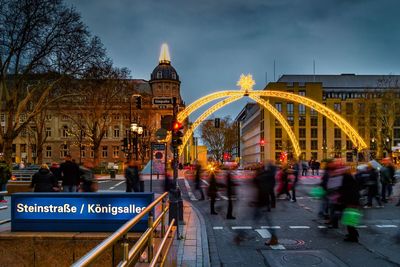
[261,74,400,163]
[11,44,184,167]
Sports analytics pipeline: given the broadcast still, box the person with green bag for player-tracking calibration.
[339,167,361,242]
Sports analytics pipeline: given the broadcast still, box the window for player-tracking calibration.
[46,127,52,137]
[299,128,306,138]
[102,146,108,158]
[299,104,306,115]
[45,114,52,121]
[287,103,294,115]
[358,117,365,127]
[310,108,317,115]
[334,128,341,139]
[346,103,353,115]
[299,116,306,126]
[310,116,318,127]
[275,140,282,150]
[334,103,341,113]
[81,145,86,159]
[275,128,282,138]
[60,144,69,158]
[311,128,318,139]
[62,126,68,138]
[45,146,52,158]
[0,113,5,123]
[113,126,120,138]
[113,114,120,120]
[299,90,306,96]
[394,129,400,139]
[62,115,69,121]
[346,140,352,150]
[287,116,294,126]
[275,103,282,113]
[172,72,176,79]
[113,146,119,158]
[358,103,366,113]
[20,144,27,153]
[157,71,162,79]
[300,140,306,150]
[311,140,318,150]
[334,140,342,150]
[275,152,281,161]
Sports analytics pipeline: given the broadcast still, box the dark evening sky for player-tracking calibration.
[67,0,400,120]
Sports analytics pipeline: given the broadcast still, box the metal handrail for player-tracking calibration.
[71,192,169,267]
[149,219,175,267]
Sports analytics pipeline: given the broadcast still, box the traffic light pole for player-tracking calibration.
[169,97,183,239]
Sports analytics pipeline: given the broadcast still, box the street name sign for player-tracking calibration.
[11,192,154,232]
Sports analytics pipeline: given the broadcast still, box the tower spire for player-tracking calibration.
[159,43,171,64]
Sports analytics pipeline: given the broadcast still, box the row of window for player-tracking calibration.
[43,145,122,159]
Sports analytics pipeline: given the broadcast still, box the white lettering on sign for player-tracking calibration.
[87,204,146,216]
[16,203,77,213]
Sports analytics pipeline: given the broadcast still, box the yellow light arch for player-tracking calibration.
[178,95,301,158]
[252,90,367,150]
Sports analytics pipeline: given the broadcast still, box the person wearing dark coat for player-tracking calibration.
[30,164,59,192]
[363,164,383,208]
[59,155,80,192]
[226,170,237,219]
[79,161,98,192]
[125,160,140,192]
[194,164,205,200]
[208,173,219,215]
[339,168,361,242]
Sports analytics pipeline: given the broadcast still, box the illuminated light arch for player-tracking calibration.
[249,95,301,157]
[178,95,301,158]
[252,91,368,150]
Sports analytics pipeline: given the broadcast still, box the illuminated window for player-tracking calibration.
[334,103,341,113]
[299,104,306,115]
[113,146,119,158]
[287,103,294,115]
[113,126,120,138]
[275,103,282,112]
[287,116,294,126]
[299,116,306,126]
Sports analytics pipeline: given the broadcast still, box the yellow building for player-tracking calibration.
[261,74,400,163]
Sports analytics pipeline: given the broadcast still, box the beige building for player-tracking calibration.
[11,45,185,167]
[261,74,400,163]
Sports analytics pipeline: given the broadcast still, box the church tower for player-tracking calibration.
[150,44,182,104]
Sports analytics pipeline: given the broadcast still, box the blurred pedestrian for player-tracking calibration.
[194,163,205,200]
[291,161,300,202]
[79,161,98,192]
[226,168,237,219]
[59,155,80,192]
[339,167,360,242]
[363,163,383,208]
[125,160,140,192]
[30,164,59,192]
[380,158,395,203]
[0,160,11,203]
[208,172,220,215]
[301,161,308,176]
[315,161,321,175]
[276,164,291,200]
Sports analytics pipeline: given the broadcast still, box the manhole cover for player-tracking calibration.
[282,254,323,265]
[278,239,305,246]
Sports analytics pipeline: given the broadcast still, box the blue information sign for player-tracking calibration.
[11,192,154,232]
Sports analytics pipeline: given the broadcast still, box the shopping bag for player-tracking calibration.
[310,186,326,198]
[341,208,362,227]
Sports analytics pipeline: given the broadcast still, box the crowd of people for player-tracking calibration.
[193,157,399,245]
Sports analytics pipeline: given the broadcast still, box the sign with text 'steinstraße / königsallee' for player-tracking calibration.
[11,192,154,232]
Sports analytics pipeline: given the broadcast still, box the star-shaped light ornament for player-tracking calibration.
[237,74,255,92]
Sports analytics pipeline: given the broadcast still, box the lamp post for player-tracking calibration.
[370,137,376,160]
[130,123,143,161]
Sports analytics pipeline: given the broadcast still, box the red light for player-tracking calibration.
[173,121,182,131]
[260,139,265,145]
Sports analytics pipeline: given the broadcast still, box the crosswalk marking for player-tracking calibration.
[213,226,223,230]
[255,229,271,238]
[261,226,281,229]
[289,226,310,229]
[376,225,398,228]
[318,226,327,229]
[183,178,197,201]
[356,225,368,228]
[232,226,252,230]
[270,244,286,250]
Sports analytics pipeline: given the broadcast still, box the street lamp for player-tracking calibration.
[131,123,143,160]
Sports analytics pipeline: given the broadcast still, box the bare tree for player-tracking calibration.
[200,117,238,162]
[0,0,108,163]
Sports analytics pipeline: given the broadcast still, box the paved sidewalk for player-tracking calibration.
[177,200,210,267]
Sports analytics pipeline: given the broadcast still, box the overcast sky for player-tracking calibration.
[67,0,400,120]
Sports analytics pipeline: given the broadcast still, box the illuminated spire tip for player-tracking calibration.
[159,43,171,64]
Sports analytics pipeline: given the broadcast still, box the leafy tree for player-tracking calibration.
[0,0,108,164]
[200,116,238,162]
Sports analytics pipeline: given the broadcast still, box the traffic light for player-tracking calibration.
[171,120,184,147]
[134,96,142,109]
[260,139,265,146]
[214,118,220,128]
